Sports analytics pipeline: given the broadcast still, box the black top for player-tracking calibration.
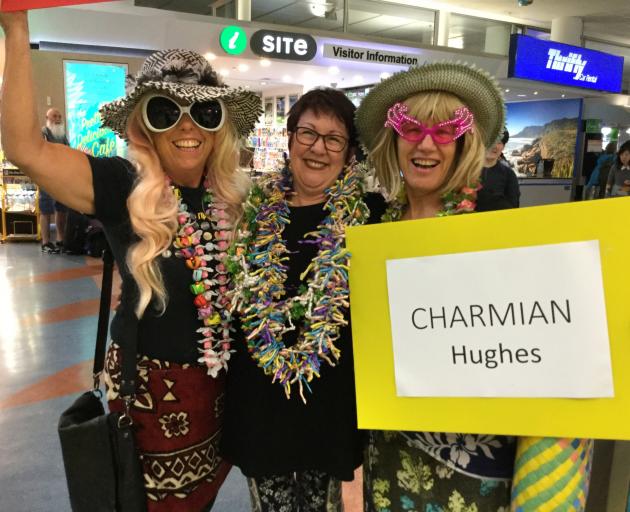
[481,161,520,208]
[89,155,209,364]
[475,186,514,212]
[221,193,386,481]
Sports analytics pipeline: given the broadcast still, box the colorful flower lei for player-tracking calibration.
[381,184,481,222]
[228,160,370,402]
[166,181,233,377]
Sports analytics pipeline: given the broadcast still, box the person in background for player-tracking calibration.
[481,129,520,207]
[0,10,262,511]
[584,142,616,200]
[39,107,69,253]
[605,140,630,197]
[355,62,593,512]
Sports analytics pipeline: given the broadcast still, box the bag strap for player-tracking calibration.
[92,247,114,386]
[92,247,139,400]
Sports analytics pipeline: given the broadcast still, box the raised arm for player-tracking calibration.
[0,10,95,214]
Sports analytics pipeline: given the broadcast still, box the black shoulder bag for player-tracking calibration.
[58,249,147,511]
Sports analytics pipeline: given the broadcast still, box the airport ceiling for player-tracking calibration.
[131,0,630,44]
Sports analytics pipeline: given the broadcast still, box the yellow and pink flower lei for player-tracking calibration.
[382,183,481,222]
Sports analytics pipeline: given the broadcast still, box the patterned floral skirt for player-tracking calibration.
[364,431,512,512]
[105,343,231,512]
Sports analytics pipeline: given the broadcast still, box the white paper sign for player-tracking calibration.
[386,240,614,398]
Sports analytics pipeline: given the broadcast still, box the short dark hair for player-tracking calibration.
[286,88,357,151]
[500,130,509,145]
[605,142,617,154]
[616,140,630,166]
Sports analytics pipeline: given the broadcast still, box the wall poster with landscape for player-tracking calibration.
[505,99,582,179]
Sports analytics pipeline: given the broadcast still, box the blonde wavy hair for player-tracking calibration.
[368,91,487,201]
[125,104,249,318]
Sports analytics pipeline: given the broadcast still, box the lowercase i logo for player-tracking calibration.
[220,26,247,55]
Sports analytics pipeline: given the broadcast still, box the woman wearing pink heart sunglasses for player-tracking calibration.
[355,62,594,512]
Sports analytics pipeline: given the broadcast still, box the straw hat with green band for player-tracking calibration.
[356,62,505,150]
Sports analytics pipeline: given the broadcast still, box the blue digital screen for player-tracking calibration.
[508,35,624,93]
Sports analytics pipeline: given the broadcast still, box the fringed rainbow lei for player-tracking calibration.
[166,182,233,378]
[228,160,370,402]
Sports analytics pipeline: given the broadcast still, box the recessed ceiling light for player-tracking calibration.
[533,91,539,95]
[219,69,230,76]
[328,66,340,75]
[310,3,326,17]
[561,94,566,98]
[379,72,391,80]
[259,59,271,67]
[504,88,510,93]
[517,94,527,97]
[205,52,217,61]
[238,63,250,72]
[260,81,267,86]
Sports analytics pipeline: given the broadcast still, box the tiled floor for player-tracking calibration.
[0,242,362,511]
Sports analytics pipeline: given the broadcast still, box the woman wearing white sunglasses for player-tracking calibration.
[0,10,261,512]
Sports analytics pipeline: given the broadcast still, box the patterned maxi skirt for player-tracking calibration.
[105,343,231,512]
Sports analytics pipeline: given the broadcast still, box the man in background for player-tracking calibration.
[481,129,520,208]
[40,107,69,253]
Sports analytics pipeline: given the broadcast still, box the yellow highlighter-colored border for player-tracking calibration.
[347,197,630,440]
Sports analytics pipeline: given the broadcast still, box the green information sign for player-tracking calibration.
[220,26,247,55]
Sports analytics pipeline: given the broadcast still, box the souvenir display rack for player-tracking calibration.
[248,126,288,172]
[248,93,299,173]
[0,163,40,242]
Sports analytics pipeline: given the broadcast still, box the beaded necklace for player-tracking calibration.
[228,160,370,402]
[166,180,233,377]
[382,183,481,222]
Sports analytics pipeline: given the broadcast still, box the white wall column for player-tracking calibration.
[436,10,451,47]
[550,16,583,46]
[484,24,511,55]
[237,0,251,22]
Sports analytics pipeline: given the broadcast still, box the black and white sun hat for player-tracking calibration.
[100,48,262,138]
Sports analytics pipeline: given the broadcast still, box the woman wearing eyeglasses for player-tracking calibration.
[0,11,261,512]
[354,63,593,512]
[220,88,385,512]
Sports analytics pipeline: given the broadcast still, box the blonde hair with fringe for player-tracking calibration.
[125,105,249,318]
[368,91,487,201]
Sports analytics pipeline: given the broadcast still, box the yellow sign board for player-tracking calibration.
[347,197,630,440]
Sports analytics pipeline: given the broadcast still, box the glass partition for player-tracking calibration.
[448,14,511,55]
[252,0,344,32]
[135,0,236,18]
[346,0,434,45]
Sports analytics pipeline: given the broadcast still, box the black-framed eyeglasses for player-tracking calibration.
[293,126,348,152]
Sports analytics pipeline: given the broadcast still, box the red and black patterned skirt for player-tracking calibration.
[104,343,231,512]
